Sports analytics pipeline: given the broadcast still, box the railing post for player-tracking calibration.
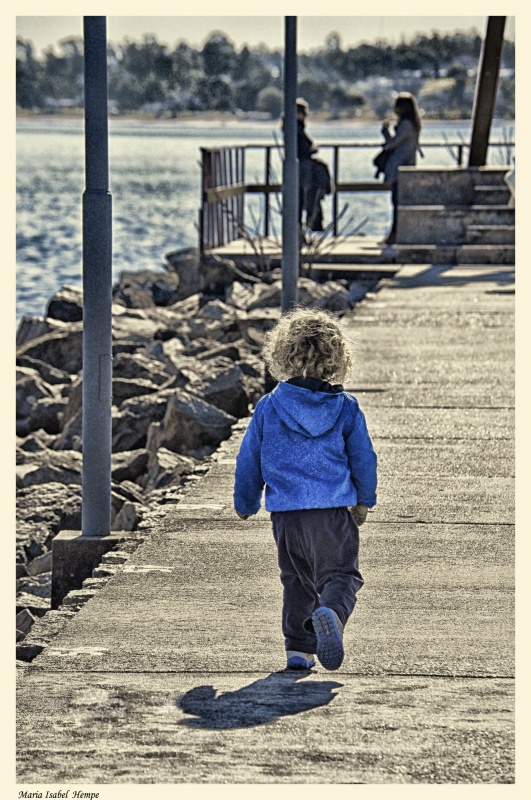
[199,147,206,253]
[333,146,339,236]
[199,207,204,256]
[82,15,112,537]
[230,148,237,240]
[240,147,246,240]
[264,146,271,238]
[281,16,299,312]
[215,152,223,247]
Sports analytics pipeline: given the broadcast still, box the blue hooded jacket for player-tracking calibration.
[234,380,377,515]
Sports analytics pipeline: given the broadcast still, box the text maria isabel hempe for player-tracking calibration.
[19,792,100,799]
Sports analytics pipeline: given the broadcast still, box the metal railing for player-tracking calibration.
[199,139,514,252]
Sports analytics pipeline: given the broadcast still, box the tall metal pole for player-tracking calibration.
[82,16,113,536]
[281,16,299,312]
[468,16,506,167]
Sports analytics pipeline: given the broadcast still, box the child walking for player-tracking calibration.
[233,308,377,671]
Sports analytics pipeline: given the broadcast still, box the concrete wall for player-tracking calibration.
[397,166,510,207]
[394,166,514,263]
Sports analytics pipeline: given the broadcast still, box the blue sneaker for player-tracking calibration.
[286,651,316,670]
[311,607,344,670]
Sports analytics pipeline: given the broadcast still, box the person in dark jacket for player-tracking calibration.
[295,98,317,229]
[283,98,328,233]
[234,308,377,671]
[380,92,422,244]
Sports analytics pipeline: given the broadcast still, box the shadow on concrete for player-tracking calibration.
[177,671,343,729]
[391,264,515,289]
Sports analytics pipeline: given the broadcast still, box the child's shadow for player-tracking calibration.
[177,670,342,729]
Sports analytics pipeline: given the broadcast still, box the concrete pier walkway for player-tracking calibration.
[16,263,515,784]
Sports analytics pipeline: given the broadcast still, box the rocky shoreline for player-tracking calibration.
[16,248,380,644]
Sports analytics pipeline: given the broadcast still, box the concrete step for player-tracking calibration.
[397,205,515,245]
[398,166,511,206]
[457,245,515,265]
[391,245,452,264]
[474,185,511,205]
[393,243,515,265]
[467,225,515,245]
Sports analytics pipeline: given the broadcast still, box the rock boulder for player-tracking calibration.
[16,324,83,374]
[46,285,83,322]
[145,447,196,491]
[16,356,71,386]
[111,449,149,483]
[113,351,173,385]
[154,390,236,457]
[16,449,83,489]
[112,390,174,452]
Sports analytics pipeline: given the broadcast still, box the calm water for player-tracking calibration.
[16,117,514,323]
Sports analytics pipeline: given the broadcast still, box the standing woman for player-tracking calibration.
[380,92,422,245]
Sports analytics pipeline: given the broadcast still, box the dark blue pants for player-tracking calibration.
[271,507,364,653]
[391,180,398,233]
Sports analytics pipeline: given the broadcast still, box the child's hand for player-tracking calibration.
[235,510,250,520]
[349,504,368,526]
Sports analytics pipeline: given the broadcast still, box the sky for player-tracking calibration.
[16,14,516,57]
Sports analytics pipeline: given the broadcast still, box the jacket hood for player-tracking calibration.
[270,381,345,438]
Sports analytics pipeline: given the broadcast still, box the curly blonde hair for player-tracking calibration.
[263,307,353,383]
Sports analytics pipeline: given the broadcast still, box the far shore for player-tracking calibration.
[16,109,380,126]
[16,109,495,128]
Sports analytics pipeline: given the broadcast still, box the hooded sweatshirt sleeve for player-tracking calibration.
[344,398,378,508]
[234,401,265,516]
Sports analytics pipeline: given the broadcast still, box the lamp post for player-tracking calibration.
[468,16,506,167]
[281,16,299,312]
[82,16,113,536]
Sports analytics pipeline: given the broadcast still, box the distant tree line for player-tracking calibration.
[16,29,515,120]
